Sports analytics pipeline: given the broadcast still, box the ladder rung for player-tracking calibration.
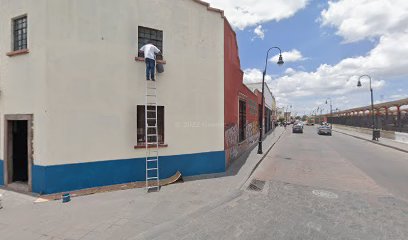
[147,168,158,171]
[146,142,158,145]
[147,126,157,128]
[147,87,156,90]
[147,186,160,189]
[147,159,158,162]
[146,94,156,97]
[147,134,157,136]
[147,110,156,112]
[147,118,157,120]
[147,177,158,180]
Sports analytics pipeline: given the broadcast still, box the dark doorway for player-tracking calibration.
[11,120,28,182]
[4,114,33,192]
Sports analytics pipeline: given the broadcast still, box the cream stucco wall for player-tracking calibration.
[0,0,49,164]
[0,0,225,166]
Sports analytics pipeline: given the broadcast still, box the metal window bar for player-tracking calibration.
[13,16,27,51]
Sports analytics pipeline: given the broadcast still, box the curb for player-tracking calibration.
[333,129,408,154]
[239,128,286,189]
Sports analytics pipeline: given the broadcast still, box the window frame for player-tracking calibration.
[239,100,246,143]
[137,105,165,145]
[138,26,163,60]
[12,15,28,52]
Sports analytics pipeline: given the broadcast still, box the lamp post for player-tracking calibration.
[325,98,333,129]
[258,47,284,154]
[357,75,377,140]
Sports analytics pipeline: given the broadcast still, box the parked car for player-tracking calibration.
[292,124,303,133]
[317,124,332,135]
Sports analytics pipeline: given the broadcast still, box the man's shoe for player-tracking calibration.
[146,79,150,81]
[151,79,155,81]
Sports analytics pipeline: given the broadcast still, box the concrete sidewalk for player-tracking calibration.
[332,125,408,153]
[0,128,285,240]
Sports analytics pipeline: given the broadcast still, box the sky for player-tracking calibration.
[206,0,408,116]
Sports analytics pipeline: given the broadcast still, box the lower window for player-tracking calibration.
[239,100,246,142]
[137,105,164,144]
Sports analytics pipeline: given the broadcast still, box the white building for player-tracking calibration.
[0,0,227,194]
[245,82,277,133]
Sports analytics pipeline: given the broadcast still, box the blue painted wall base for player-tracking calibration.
[32,151,225,194]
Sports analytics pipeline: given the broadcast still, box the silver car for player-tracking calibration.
[317,124,332,136]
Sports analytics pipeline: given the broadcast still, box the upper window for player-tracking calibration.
[138,26,163,60]
[13,16,28,51]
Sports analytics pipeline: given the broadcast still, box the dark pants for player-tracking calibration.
[145,58,156,80]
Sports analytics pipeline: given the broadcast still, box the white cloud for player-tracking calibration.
[205,0,309,30]
[243,68,272,84]
[253,25,265,40]
[389,94,408,100]
[267,0,408,113]
[253,32,408,111]
[320,0,408,43]
[240,0,408,113]
[285,68,296,75]
[270,49,307,63]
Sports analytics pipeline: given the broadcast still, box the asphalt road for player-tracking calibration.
[327,128,408,201]
[148,126,408,240]
[255,125,408,201]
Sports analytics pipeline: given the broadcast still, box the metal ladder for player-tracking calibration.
[145,73,160,192]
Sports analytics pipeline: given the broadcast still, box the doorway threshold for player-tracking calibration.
[6,182,29,193]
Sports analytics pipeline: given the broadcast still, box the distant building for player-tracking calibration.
[277,107,285,120]
[245,82,277,133]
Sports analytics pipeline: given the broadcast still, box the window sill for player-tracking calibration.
[7,49,29,57]
[134,143,168,149]
[135,57,166,65]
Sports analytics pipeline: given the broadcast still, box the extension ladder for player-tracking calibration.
[145,74,160,192]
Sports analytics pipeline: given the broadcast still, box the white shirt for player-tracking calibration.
[139,44,161,60]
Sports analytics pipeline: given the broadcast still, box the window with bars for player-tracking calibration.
[137,105,165,144]
[13,16,28,51]
[239,100,246,142]
[138,26,163,60]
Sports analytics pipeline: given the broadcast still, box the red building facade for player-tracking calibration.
[224,20,261,166]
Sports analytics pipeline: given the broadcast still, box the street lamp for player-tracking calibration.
[357,75,377,140]
[325,98,333,129]
[258,47,284,154]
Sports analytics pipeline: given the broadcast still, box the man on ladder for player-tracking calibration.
[137,40,162,192]
[139,41,161,81]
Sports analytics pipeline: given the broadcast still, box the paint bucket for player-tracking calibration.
[62,193,71,203]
